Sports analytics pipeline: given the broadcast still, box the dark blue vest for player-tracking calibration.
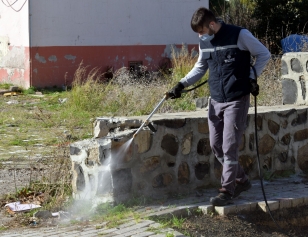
[200,23,251,102]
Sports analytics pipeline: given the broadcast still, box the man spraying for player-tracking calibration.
[169,7,270,206]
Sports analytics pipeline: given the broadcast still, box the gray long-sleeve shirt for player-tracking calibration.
[180,29,271,87]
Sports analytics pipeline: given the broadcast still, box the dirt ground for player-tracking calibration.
[175,205,308,237]
[0,168,47,197]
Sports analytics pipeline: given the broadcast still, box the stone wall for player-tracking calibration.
[281,52,308,105]
[70,105,308,204]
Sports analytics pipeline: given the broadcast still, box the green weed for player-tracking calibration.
[0,225,8,231]
[22,86,36,95]
[94,203,137,228]
[0,83,13,89]
[152,214,186,229]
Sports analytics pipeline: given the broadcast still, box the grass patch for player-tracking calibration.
[147,214,187,236]
[0,83,13,90]
[93,203,139,228]
[0,225,8,231]
[150,214,187,229]
[22,86,36,95]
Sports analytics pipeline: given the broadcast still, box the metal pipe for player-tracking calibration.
[133,94,167,138]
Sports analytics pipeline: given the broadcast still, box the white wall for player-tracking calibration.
[29,0,209,46]
[0,1,29,87]
[0,1,29,53]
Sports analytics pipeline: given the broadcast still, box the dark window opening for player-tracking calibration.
[129,61,143,73]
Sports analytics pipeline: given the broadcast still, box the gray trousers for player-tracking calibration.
[208,95,250,195]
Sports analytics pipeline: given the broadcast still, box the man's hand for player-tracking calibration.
[250,79,259,96]
[168,82,184,99]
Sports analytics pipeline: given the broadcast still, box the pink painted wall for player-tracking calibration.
[31,44,198,88]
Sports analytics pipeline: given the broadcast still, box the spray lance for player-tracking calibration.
[132,93,168,138]
[132,80,208,138]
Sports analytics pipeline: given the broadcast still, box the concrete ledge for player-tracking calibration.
[199,205,214,215]
[258,201,280,212]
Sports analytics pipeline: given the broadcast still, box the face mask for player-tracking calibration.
[199,34,214,42]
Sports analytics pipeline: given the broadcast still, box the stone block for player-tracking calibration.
[215,204,237,215]
[198,119,209,134]
[249,133,254,151]
[291,58,303,73]
[93,117,119,138]
[291,197,304,207]
[281,59,288,75]
[195,97,209,109]
[258,201,279,212]
[152,173,173,188]
[239,155,254,174]
[199,205,214,215]
[258,134,276,155]
[214,158,223,179]
[178,162,190,184]
[161,134,179,156]
[239,134,245,151]
[235,203,252,212]
[281,78,298,104]
[294,128,308,141]
[256,115,263,130]
[298,143,308,171]
[194,162,210,180]
[249,202,258,211]
[304,196,308,204]
[93,117,142,138]
[112,168,133,195]
[268,119,280,135]
[140,156,160,173]
[280,133,291,145]
[291,110,307,126]
[134,130,151,153]
[281,120,288,129]
[181,132,192,155]
[197,138,211,156]
[277,151,288,163]
[278,198,292,209]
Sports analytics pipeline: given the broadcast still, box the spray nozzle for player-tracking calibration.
[113,136,124,142]
[132,121,157,138]
[133,95,166,139]
[147,122,157,133]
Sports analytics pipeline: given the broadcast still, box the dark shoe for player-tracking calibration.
[233,179,252,198]
[210,192,233,206]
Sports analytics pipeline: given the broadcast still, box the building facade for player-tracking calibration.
[0,0,208,88]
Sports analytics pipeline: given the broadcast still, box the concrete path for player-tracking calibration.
[1,175,308,237]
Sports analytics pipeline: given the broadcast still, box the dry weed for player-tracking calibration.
[251,56,283,106]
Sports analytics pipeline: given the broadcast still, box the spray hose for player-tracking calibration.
[251,66,283,232]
